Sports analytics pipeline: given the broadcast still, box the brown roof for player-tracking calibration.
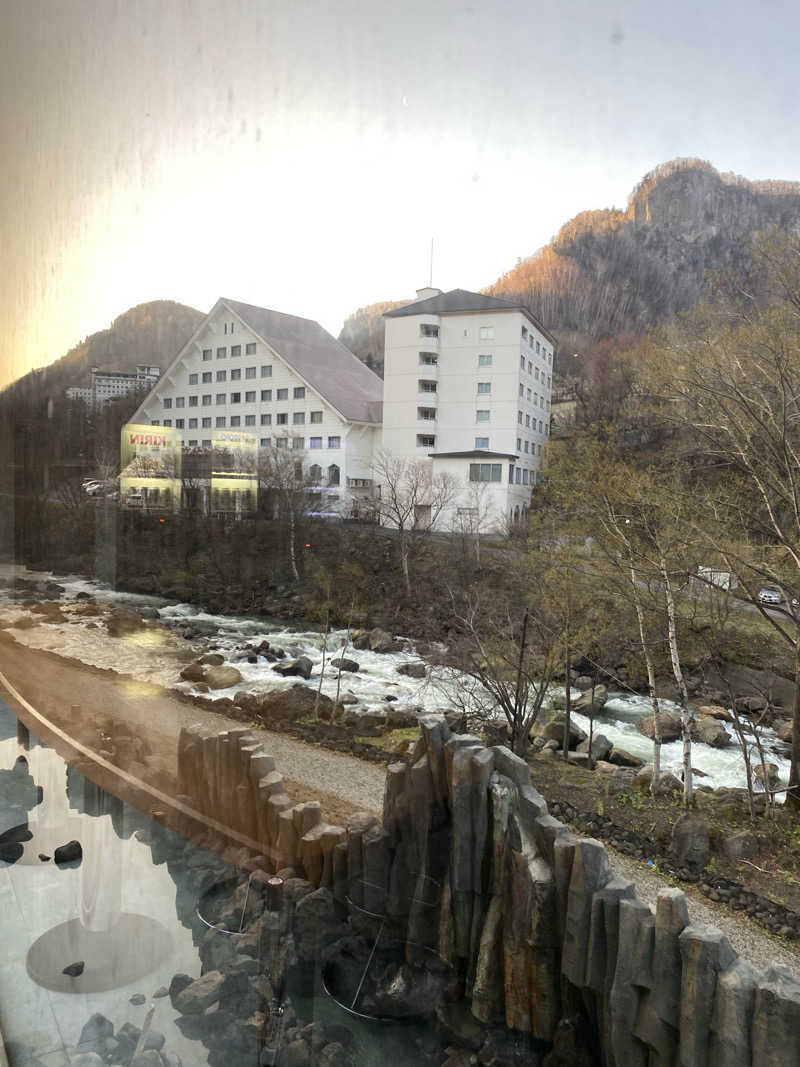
[222,298,383,423]
[384,288,555,344]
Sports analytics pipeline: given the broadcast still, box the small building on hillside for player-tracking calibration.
[67,365,161,408]
[381,288,554,530]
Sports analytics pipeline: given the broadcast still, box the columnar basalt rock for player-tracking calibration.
[175,717,798,1064]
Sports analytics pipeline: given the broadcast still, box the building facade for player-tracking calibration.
[67,365,162,408]
[127,298,382,516]
[381,288,554,529]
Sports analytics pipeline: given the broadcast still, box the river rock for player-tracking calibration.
[534,713,587,749]
[607,747,644,768]
[693,717,731,748]
[637,710,683,743]
[754,762,780,788]
[776,720,793,744]
[198,652,225,666]
[179,661,206,683]
[257,685,333,722]
[272,657,313,680]
[576,733,613,762]
[204,665,243,689]
[330,658,359,673]
[632,765,683,795]
[698,704,733,722]
[356,628,403,654]
[573,685,608,714]
[722,830,758,861]
[396,662,427,679]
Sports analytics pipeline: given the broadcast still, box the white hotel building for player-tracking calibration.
[381,288,554,527]
[127,289,553,527]
[127,297,383,514]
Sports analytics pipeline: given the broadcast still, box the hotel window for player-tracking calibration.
[292,437,304,450]
[418,407,436,421]
[475,437,489,449]
[309,437,322,449]
[163,419,172,427]
[216,370,226,382]
[536,341,541,354]
[540,396,545,408]
[479,326,494,340]
[476,410,490,423]
[202,395,212,406]
[151,420,160,425]
[245,366,256,379]
[419,352,438,365]
[189,418,198,429]
[526,414,531,427]
[245,390,256,402]
[520,355,526,370]
[294,386,305,399]
[260,438,269,447]
[217,347,226,358]
[521,326,528,339]
[175,419,184,428]
[202,372,212,383]
[277,388,288,400]
[509,464,515,483]
[231,345,241,357]
[517,437,522,450]
[417,435,435,448]
[518,411,523,424]
[524,441,529,453]
[261,364,272,377]
[419,380,437,393]
[539,420,543,433]
[535,367,540,381]
[310,411,323,423]
[261,414,271,426]
[420,323,439,338]
[246,342,256,355]
[216,416,226,427]
[522,469,529,485]
[188,440,197,447]
[189,373,198,385]
[261,389,272,402]
[469,462,501,482]
[515,468,522,484]
[230,416,240,427]
[276,413,288,425]
[293,412,305,424]
[527,388,532,401]
[477,382,491,395]
[202,417,211,428]
[519,383,524,397]
[175,397,184,408]
[230,368,241,381]
[527,361,532,374]
[478,354,492,366]
[276,438,287,448]
[188,395,198,407]
[216,393,225,404]
[163,398,172,408]
[202,349,212,361]
[231,392,241,403]
[202,439,211,447]
[328,436,341,448]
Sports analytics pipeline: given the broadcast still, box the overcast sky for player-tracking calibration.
[2,0,800,388]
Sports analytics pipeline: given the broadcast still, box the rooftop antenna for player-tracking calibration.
[429,238,434,288]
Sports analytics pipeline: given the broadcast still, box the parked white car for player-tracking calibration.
[758,587,782,605]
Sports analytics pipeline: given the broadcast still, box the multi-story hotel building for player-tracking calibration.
[127,298,383,515]
[381,288,554,528]
[67,364,162,408]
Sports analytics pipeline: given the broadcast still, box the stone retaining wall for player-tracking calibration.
[176,714,800,1066]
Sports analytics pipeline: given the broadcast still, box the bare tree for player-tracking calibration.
[451,478,497,567]
[258,444,311,582]
[371,450,458,596]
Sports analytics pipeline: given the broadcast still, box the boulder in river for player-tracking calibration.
[396,662,427,679]
[572,685,607,714]
[179,661,206,683]
[692,717,731,748]
[754,762,780,788]
[637,710,682,743]
[204,665,243,690]
[697,704,732,722]
[330,658,359,673]
[272,656,313,680]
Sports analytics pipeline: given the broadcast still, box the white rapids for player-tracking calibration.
[0,564,792,796]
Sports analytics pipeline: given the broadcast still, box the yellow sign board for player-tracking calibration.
[120,424,182,510]
[211,431,258,513]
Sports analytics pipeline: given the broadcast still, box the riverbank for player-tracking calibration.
[1,627,798,978]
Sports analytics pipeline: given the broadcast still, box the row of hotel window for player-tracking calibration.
[417,353,551,386]
[417,380,549,402]
[153,414,339,444]
[417,435,542,456]
[201,344,257,359]
[468,462,538,486]
[165,395,320,413]
[188,367,273,384]
[520,325,552,362]
[418,323,551,362]
[180,442,340,461]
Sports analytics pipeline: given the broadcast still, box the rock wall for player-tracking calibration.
[176,715,800,1066]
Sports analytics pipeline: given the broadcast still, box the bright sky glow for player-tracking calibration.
[3,0,800,388]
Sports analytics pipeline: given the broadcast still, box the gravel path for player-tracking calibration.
[0,633,796,978]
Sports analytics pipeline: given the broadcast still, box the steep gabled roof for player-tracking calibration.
[383,288,555,344]
[222,298,383,423]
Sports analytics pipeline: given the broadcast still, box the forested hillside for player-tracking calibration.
[340,159,800,377]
